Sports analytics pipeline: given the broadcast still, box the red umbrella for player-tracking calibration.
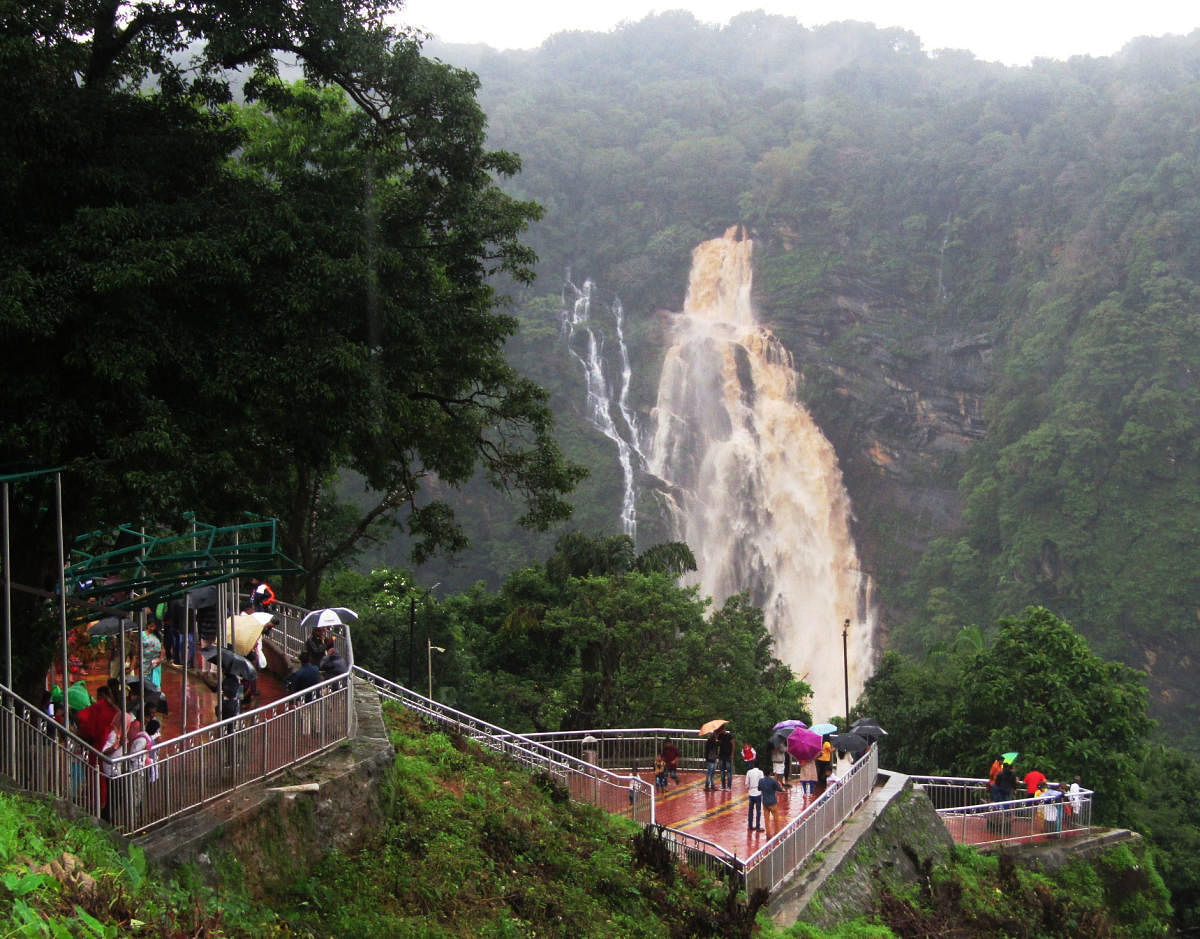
[786,726,822,762]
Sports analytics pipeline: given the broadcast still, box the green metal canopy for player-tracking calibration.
[66,513,303,611]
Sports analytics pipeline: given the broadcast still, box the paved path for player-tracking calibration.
[636,770,822,860]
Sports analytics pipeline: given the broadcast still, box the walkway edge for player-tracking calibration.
[133,679,393,881]
[768,769,913,925]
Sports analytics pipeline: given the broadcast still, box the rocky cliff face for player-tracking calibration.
[762,269,995,628]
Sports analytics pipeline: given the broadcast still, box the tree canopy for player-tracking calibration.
[858,607,1149,827]
[0,1,582,693]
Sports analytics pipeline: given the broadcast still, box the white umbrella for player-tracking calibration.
[299,607,358,631]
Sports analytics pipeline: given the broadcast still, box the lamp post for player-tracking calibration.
[427,636,445,699]
[842,618,851,724]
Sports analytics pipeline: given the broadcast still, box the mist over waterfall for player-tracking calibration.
[646,227,876,721]
[560,278,644,538]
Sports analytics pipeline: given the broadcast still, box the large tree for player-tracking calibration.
[858,607,1149,826]
[0,2,581,694]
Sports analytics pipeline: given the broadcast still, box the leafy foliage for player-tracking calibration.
[0,1,583,694]
[858,608,1150,826]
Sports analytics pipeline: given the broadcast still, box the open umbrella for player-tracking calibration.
[201,645,258,681]
[831,732,868,754]
[87,616,133,637]
[187,585,218,610]
[226,613,270,657]
[299,607,359,632]
[124,675,160,696]
[851,719,888,742]
[698,718,729,737]
[786,726,822,762]
[773,719,807,732]
[810,722,839,736]
[1002,751,1019,764]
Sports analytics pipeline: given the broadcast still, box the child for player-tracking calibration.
[654,752,668,789]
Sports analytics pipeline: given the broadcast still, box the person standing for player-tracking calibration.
[772,740,790,789]
[1067,775,1084,826]
[717,728,734,791]
[759,772,782,831]
[703,733,719,790]
[246,577,276,614]
[816,736,833,790]
[139,618,164,690]
[746,759,765,831]
[797,758,818,800]
[661,739,680,785]
[993,762,1017,803]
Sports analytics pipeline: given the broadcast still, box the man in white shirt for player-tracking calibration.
[746,761,765,831]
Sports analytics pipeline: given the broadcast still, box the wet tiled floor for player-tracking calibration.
[51,654,288,741]
[635,771,822,860]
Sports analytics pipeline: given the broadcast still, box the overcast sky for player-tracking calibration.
[396,0,1199,66]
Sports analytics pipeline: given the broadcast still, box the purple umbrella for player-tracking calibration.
[773,719,807,732]
[786,726,823,762]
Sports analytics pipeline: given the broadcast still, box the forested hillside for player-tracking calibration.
[406,15,1200,748]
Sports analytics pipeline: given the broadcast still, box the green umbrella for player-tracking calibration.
[1002,751,1019,764]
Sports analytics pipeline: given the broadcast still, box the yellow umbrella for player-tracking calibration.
[225,612,273,657]
[699,719,729,737]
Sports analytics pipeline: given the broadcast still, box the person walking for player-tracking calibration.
[717,728,734,791]
[703,732,719,790]
[746,759,765,831]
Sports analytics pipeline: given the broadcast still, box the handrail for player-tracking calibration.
[741,747,878,894]
[910,775,1094,848]
[352,666,656,826]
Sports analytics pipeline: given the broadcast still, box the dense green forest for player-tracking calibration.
[386,14,1200,754]
[7,0,1200,931]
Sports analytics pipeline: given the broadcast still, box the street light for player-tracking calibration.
[427,636,445,699]
[842,618,851,724]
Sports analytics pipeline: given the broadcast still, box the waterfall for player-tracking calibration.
[646,226,876,720]
[560,278,643,538]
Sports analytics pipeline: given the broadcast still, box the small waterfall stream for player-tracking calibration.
[560,278,644,538]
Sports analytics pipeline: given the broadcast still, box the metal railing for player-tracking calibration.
[1,676,354,835]
[742,747,878,894]
[910,776,1093,848]
[384,719,879,888]
[352,667,655,826]
[516,728,709,776]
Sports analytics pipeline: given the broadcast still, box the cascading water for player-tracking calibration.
[560,278,644,538]
[646,226,876,720]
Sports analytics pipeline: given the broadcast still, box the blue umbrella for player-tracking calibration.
[810,722,839,736]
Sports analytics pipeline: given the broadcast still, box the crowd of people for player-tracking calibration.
[986,753,1085,835]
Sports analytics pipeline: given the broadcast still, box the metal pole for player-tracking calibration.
[842,618,850,723]
[56,475,69,727]
[408,596,415,688]
[3,481,10,691]
[427,636,432,699]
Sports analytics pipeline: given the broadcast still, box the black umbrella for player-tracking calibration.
[188,585,218,610]
[831,732,868,754]
[87,616,134,637]
[124,675,161,696]
[201,645,257,681]
[851,719,888,742]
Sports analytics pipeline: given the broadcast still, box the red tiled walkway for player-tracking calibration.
[49,653,289,741]
[637,770,821,860]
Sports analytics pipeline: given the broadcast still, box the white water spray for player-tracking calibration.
[560,278,644,538]
[646,227,876,720]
